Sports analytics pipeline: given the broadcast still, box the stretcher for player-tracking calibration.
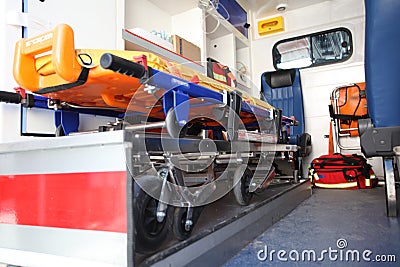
[329,83,368,151]
[10,24,299,253]
[13,24,283,136]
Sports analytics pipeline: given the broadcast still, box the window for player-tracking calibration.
[273,28,352,70]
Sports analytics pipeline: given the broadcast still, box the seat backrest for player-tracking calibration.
[365,0,400,128]
[261,69,305,142]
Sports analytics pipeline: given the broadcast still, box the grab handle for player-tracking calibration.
[0,91,22,104]
[100,53,146,79]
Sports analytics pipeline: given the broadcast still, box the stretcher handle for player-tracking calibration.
[13,24,81,90]
[100,53,146,79]
[0,91,22,104]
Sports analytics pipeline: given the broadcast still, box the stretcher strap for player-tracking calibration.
[329,110,369,121]
[35,67,89,94]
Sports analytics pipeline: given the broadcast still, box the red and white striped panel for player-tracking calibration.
[0,131,128,267]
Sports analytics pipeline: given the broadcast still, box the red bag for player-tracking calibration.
[309,153,378,189]
[207,58,237,87]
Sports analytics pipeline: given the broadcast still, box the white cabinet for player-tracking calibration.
[205,9,252,92]
[124,0,253,94]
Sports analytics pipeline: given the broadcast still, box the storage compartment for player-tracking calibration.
[124,0,253,94]
[172,35,201,62]
[216,0,249,38]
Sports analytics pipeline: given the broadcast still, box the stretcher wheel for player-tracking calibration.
[172,206,203,241]
[233,166,253,206]
[134,185,170,254]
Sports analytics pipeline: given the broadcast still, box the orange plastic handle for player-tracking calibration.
[13,24,81,90]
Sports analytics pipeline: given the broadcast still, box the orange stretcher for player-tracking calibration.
[12,24,284,137]
[13,24,272,118]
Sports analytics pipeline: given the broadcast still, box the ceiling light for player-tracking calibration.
[276,3,288,12]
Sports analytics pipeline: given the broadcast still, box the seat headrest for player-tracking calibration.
[263,69,296,88]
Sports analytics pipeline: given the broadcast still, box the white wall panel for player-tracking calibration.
[27,0,124,49]
[304,116,330,165]
[0,0,25,143]
[125,0,171,33]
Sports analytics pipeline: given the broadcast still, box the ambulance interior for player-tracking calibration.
[0,0,399,266]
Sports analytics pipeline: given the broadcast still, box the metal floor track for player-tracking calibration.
[137,179,311,266]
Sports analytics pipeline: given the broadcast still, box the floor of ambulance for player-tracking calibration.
[223,185,400,266]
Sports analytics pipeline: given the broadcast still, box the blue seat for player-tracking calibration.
[359,0,400,157]
[364,0,400,128]
[261,69,311,157]
[361,0,400,217]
